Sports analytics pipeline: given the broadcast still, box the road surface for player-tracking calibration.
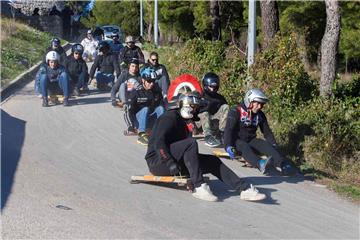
[1,63,359,239]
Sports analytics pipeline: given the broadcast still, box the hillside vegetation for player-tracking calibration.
[145,36,360,201]
[1,17,54,88]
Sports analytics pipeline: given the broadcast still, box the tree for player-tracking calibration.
[260,0,279,49]
[210,0,221,41]
[320,0,340,97]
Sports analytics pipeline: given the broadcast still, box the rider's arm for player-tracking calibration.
[223,108,239,150]
[110,76,122,101]
[259,112,277,146]
[154,115,176,163]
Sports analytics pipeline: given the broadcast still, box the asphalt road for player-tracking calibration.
[1,61,359,239]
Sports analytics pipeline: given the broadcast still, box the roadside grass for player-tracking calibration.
[1,17,54,88]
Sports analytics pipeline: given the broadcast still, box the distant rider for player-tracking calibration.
[119,36,145,71]
[224,88,297,176]
[145,91,266,202]
[110,33,123,58]
[89,41,121,90]
[36,51,70,107]
[44,37,67,65]
[141,51,170,100]
[81,29,98,62]
[65,43,89,96]
[110,58,141,107]
[126,67,164,145]
[197,72,229,148]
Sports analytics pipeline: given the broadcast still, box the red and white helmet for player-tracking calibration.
[46,51,60,62]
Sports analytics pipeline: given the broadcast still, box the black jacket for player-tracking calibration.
[89,52,121,79]
[119,46,145,64]
[223,103,277,149]
[199,90,228,115]
[127,84,163,113]
[65,55,88,82]
[145,110,192,167]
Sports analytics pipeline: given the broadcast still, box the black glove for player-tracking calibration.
[166,160,180,176]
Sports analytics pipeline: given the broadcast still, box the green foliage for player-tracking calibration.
[1,18,53,86]
[192,1,211,38]
[249,33,317,113]
[279,1,326,64]
[159,1,195,40]
[339,2,360,60]
[81,1,139,36]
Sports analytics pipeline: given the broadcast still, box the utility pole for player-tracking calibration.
[140,0,143,37]
[154,0,159,47]
[247,0,256,68]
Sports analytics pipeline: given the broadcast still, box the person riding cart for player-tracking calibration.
[119,36,145,71]
[89,41,121,90]
[144,91,267,202]
[65,43,89,96]
[37,51,70,107]
[197,72,229,148]
[223,88,297,176]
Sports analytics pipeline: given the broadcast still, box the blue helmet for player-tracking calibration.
[51,38,61,48]
[140,67,157,81]
[71,43,84,54]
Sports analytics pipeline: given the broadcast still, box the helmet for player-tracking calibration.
[129,58,139,65]
[71,43,84,54]
[97,41,110,52]
[244,88,269,108]
[202,72,220,92]
[125,36,135,43]
[51,38,61,48]
[87,29,92,34]
[112,33,119,39]
[140,67,157,81]
[46,51,60,62]
[178,91,201,119]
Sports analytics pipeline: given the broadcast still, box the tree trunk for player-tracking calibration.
[147,23,153,42]
[260,0,279,50]
[210,0,221,41]
[320,0,340,97]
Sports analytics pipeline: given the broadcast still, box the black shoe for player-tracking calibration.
[204,135,221,148]
[63,98,69,106]
[42,97,48,107]
[280,161,297,176]
[137,132,149,145]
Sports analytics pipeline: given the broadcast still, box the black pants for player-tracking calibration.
[235,138,284,168]
[148,137,249,191]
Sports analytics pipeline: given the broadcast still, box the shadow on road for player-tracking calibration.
[70,96,110,106]
[1,110,26,210]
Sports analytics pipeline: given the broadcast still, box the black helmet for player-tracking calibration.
[51,38,61,48]
[71,43,84,54]
[202,72,220,92]
[97,41,110,52]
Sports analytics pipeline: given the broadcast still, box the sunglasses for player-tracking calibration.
[150,58,158,61]
[74,52,81,55]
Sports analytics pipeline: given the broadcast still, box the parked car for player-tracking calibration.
[101,25,124,42]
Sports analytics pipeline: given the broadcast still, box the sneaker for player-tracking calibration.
[258,156,272,174]
[240,184,266,201]
[204,135,221,148]
[192,183,218,202]
[63,98,69,107]
[137,132,149,145]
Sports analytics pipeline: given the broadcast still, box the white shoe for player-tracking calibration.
[240,184,266,201]
[192,183,218,202]
[37,94,42,98]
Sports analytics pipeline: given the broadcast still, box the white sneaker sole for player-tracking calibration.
[192,193,218,202]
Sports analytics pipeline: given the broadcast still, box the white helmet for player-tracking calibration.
[244,88,269,108]
[46,51,60,62]
[125,36,135,43]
